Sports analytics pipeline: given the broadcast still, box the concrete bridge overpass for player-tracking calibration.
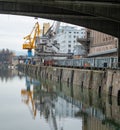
[0,0,120,59]
[0,0,119,37]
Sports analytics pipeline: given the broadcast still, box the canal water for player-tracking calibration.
[0,69,120,130]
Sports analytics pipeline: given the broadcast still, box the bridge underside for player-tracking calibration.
[0,0,119,38]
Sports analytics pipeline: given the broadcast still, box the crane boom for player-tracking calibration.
[22,22,40,57]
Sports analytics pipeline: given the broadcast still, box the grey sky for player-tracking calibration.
[0,14,53,54]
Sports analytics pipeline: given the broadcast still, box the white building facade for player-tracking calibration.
[54,26,87,54]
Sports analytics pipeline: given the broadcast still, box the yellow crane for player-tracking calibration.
[22,22,40,57]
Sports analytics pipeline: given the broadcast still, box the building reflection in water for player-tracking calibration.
[21,76,120,130]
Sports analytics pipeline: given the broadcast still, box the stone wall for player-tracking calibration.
[73,69,92,88]
[106,69,120,96]
[18,64,120,97]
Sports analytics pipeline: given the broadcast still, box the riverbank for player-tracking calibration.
[18,64,120,98]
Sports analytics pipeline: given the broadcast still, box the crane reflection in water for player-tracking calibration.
[21,76,40,119]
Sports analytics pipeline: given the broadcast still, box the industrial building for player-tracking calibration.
[88,30,118,57]
[54,26,87,54]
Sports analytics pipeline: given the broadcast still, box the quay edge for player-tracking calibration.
[18,64,120,98]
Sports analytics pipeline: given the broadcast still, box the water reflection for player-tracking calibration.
[0,69,16,81]
[21,76,120,130]
[21,76,40,119]
[0,69,24,81]
[0,69,120,130]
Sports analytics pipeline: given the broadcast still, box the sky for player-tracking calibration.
[0,14,83,55]
[0,14,54,55]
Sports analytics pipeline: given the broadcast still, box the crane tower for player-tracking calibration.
[22,22,40,57]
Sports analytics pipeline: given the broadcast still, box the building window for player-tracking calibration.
[69,32,71,33]
[68,44,71,47]
[42,40,46,42]
[68,41,71,43]
[68,49,71,53]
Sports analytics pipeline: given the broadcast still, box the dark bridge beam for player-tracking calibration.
[0,1,87,16]
[33,1,120,22]
[0,1,119,37]
[0,0,119,22]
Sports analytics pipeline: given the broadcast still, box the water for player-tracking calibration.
[0,69,120,130]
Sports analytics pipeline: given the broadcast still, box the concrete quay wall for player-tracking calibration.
[18,64,120,97]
